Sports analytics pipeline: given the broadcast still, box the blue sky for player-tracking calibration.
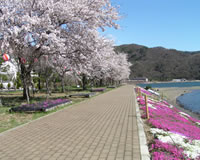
[102,0,200,51]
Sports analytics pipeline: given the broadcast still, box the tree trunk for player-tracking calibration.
[91,79,94,88]
[21,64,30,103]
[31,82,35,97]
[23,86,30,100]
[99,79,103,87]
[107,78,111,86]
[53,78,57,91]
[38,72,41,90]
[111,79,114,86]
[61,76,65,93]
[46,78,51,98]
[0,98,3,107]
[25,85,30,103]
[82,74,87,90]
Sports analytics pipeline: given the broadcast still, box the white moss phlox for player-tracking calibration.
[150,128,200,159]
[148,103,157,109]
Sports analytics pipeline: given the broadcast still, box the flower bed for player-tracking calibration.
[69,92,96,98]
[9,99,72,113]
[107,86,116,88]
[90,88,106,92]
[136,87,200,160]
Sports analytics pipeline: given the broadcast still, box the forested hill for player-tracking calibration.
[115,44,200,81]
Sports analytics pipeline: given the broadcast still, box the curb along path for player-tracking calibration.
[0,85,146,160]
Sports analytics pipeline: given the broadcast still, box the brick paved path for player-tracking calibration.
[0,85,141,160]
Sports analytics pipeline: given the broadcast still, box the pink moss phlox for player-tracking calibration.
[147,100,159,106]
[148,105,200,140]
[139,100,145,105]
[172,107,181,112]
[136,89,200,159]
[140,88,153,96]
[141,114,147,119]
[152,152,177,160]
[196,156,200,160]
[162,100,170,106]
[151,140,190,160]
[137,96,144,101]
[138,96,200,139]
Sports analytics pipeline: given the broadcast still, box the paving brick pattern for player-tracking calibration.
[0,85,141,160]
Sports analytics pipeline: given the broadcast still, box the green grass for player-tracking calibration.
[0,86,116,133]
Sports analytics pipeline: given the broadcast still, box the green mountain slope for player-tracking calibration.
[115,44,200,81]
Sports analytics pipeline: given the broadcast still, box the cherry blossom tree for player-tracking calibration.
[81,34,131,87]
[35,56,54,97]
[60,26,109,90]
[51,56,72,93]
[88,37,116,86]
[105,52,131,85]
[62,27,131,88]
[0,0,120,102]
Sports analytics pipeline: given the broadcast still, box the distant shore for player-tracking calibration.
[142,80,200,84]
[158,87,200,120]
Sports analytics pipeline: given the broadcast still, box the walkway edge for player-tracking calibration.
[134,90,150,160]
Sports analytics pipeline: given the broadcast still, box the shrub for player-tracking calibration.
[0,83,3,89]
[145,85,152,90]
[7,83,11,90]
[15,72,22,89]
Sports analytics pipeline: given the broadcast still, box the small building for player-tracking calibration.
[2,81,14,89]
[123,77,148,84]
[172,78,186,82]
[131,77,148,82]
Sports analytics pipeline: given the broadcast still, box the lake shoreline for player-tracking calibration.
[158,87,200,120]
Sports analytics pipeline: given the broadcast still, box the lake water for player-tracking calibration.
[177,90,200,114]
[138,82,200,114]
[138,81,200,88]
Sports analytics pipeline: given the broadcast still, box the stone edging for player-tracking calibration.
[134,90,151,160]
